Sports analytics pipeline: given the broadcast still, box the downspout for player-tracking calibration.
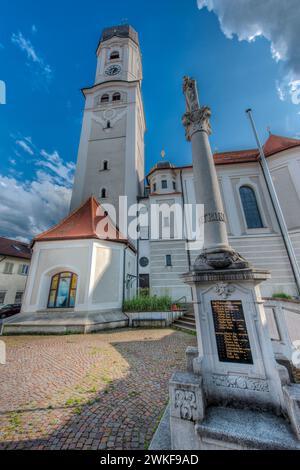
[136,198,140,297]
[180,170,192,270]
[180,170,194,302]
[122,246,128,306]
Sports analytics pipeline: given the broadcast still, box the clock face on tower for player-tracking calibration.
[105,64,122,76]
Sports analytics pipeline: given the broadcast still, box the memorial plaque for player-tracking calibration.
[211,300,253,364]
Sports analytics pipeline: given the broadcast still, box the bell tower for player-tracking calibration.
[70,25,146,220]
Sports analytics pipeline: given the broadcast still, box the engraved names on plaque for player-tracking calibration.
[211,300,253,364]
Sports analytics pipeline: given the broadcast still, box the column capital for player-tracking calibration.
[182,106,212,141]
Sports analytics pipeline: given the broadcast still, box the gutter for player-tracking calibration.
[122,246,129,306]
[180,170,194,302]
[180,170,192,270]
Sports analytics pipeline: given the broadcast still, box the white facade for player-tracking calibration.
[0,256,30,305]
[22,238,136,314]
[140,145,300,300]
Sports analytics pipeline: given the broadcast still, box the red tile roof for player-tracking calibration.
[34,197,136,252]
[214,134,300,165]
[263,134,300,157]
[148,134,300,176]
[214,148,258,165]
[0,237,31,260]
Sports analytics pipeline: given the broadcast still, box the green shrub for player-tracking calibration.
[123,295,172,312]
[272,292,293,300]
[139,288,150,297]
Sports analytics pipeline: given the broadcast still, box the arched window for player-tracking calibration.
[101,188,107,199]
[110,51,120,60]
[103,160,108,171]
[101,94,109,103]
[239,186,263,229]
[48,272,77,309]
[112,92,121,102]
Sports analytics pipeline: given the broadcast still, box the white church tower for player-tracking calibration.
[70,25,146,217]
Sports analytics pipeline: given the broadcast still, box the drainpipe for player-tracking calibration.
[122,246,128,305]
[136,200,140,297]
[180,170,192,270]
[180,170,194,302]
[246,109,300,295]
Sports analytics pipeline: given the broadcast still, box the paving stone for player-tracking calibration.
[0,329,195,450]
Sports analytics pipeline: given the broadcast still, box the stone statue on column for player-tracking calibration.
[182,76,249,270]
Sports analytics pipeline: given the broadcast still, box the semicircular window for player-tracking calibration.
[239,186,263,229]
[48,272,78,309]
[112,92,121,102]
[110,51,120,60]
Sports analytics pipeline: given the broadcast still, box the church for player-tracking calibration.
[19,24,300,320]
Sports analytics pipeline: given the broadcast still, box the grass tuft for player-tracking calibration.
[123,295,173,312]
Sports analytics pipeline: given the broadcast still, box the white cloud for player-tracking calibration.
[16,139,34,155]
[15,236,30,244]
[0,138,75,241]
[0,43,4,50]
[197,0,300,103]
[0,173,72,241]
[32,25,37,34]
[11,31,52,82]
[37,149,75,187]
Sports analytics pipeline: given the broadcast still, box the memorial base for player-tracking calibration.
[168,264,300,449]
[170,401,300,450]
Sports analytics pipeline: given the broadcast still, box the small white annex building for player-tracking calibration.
[21,197,136,315]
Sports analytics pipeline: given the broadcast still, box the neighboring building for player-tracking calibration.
[20,24,300,318]
[0,237,31,305]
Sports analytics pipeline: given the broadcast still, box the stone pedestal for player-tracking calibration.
[184,268,285,414]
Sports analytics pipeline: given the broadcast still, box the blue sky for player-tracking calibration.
[0,0,300,241]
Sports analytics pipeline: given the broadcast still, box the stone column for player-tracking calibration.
[182,76,248,270]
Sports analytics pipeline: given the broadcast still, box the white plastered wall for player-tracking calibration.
[21,239,131,314]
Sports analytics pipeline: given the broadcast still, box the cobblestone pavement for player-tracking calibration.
[0,329,196,450]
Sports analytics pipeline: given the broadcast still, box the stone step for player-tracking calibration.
[173,323,196,333]
[173,319,196,332]
[178,317,196,326]
[184,313,195,321]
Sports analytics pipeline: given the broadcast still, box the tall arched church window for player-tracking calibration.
[112,92,121,102]
[101,94,109,103]
[48,272,77,309]
[101,188,107,199]
[110,51,120,60]
[239,186,263,229]
[103,160,108,171]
